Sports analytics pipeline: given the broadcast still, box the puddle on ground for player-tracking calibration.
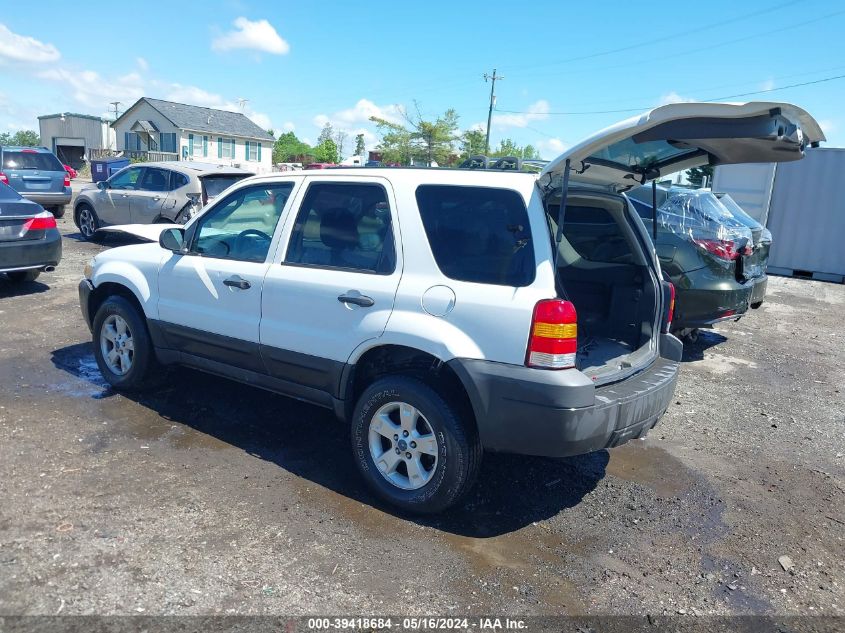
[48,355,111,399]
[606,443,698,498]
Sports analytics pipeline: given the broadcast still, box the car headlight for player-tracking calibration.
[84,257,95,279]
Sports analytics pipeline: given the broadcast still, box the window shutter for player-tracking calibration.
[203,136,208,157]
[231,138,235,156]
[124,132,129,150]
[218,137,223,159]
[188,133,194,155]
[245,141,250,160]
[257,142,262,162]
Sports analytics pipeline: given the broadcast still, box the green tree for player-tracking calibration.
[313,138,339,164]
[272,131,312,163]
[686,165,714,187]
[317,122,334,145]
[460,128,486,160]
[354,133,365,157]
[0,129,40,146]
[489,138,541,159]
[370,104,460,166]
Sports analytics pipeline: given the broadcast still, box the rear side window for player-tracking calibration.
[415,185,535,286]
[139,167,170,192]
[2,150,63,172]
[202,175,246,199]
[285,182,395,274]
[171,171,190,190]
[556,205,635,264]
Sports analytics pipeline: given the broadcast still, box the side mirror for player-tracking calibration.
[97,181,109,190]
[159,227,186,253]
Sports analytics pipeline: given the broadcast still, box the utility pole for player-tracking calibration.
[109,101,121,121]
[483,69,503,154]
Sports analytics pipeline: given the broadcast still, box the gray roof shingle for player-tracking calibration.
[121,98,273,141]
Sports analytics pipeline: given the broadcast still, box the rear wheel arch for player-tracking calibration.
[341,344,477,431]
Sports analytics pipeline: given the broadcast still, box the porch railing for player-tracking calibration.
[88,148,180,163]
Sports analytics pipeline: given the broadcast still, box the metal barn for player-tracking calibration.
[37,113,116,169]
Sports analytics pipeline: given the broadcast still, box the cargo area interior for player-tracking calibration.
[547,191,658,379]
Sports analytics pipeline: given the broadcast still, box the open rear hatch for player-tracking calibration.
[538,101,823,382]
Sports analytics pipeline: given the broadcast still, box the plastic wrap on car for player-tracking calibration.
[656,190,753,269]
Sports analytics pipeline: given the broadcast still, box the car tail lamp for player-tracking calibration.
[692,238,742,261]
[665,282,676,333]
[526,299,577,369]
[0,172,8,185]
[63,174,71,187]
[22,213,57,232]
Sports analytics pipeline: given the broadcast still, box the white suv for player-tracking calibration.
[78,102,823,513]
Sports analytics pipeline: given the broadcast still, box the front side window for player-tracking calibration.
[415,185,535,286]
[285,182,395,274]
[109,167,142,190]
[191,183,294,263]
[138,167,170,192]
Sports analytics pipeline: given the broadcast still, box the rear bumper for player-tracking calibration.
[448,334,682,458]
[0,230,62,272]
[18,189,72,207]
[750,274,768,306]
[671,278,752,330]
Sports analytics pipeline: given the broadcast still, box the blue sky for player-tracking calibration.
[1,0,843,158]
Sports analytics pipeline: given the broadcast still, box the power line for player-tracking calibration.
[499,0,806,74]
[494,72,845,116]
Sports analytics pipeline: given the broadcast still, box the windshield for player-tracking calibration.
[2,150,64,171]
[714,193,763,230]
[201,175,248,199]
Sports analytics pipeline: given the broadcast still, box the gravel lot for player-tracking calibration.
[0,210,843,618]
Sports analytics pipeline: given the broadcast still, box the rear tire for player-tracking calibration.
[51,205,66,219]
[6,270,40,283]
[75,204,98,240]
[351,375,482,514]
[91,295,160,391]
[750,301,763,309]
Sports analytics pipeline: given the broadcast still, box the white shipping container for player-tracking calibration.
[713,148,845,283]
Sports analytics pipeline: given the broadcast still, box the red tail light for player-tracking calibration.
[526,299,577,369]
[63,174,71,187]
[22,213,57,231]
[665,282,676,333]
[692,238,741,261]
[0,172,8,185]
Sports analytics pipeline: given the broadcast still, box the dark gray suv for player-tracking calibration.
[0,146,71,218]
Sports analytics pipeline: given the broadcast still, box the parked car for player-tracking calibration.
[78,101,822,513]
[712,191,772,309]
[304,163,337,170]
[0,182,61,283]
[0,146,71,218]
[72,162,254,239]
[626,186,759,339]
[63,164,78,180]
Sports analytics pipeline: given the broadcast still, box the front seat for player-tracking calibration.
[320,208,359,267]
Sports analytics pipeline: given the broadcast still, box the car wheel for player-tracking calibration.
[6,270,40,283]
[351,376,482,514]
[51,205,66,219]
[92,295,159,391]
[75,204,98,240]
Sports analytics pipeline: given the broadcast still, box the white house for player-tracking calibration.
[112,97,273,173]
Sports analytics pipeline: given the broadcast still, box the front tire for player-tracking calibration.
[351,376,482,514]
[75,204,98,240]
[92,295,159,391]
[6,270,40,283]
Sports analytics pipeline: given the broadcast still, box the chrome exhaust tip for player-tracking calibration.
[43,266,56,272]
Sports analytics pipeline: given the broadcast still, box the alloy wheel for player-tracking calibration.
[368,401,439,490]
[100,314,134,375]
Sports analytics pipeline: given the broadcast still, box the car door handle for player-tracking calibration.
[223,276,251,290]
[338,293,374,307]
